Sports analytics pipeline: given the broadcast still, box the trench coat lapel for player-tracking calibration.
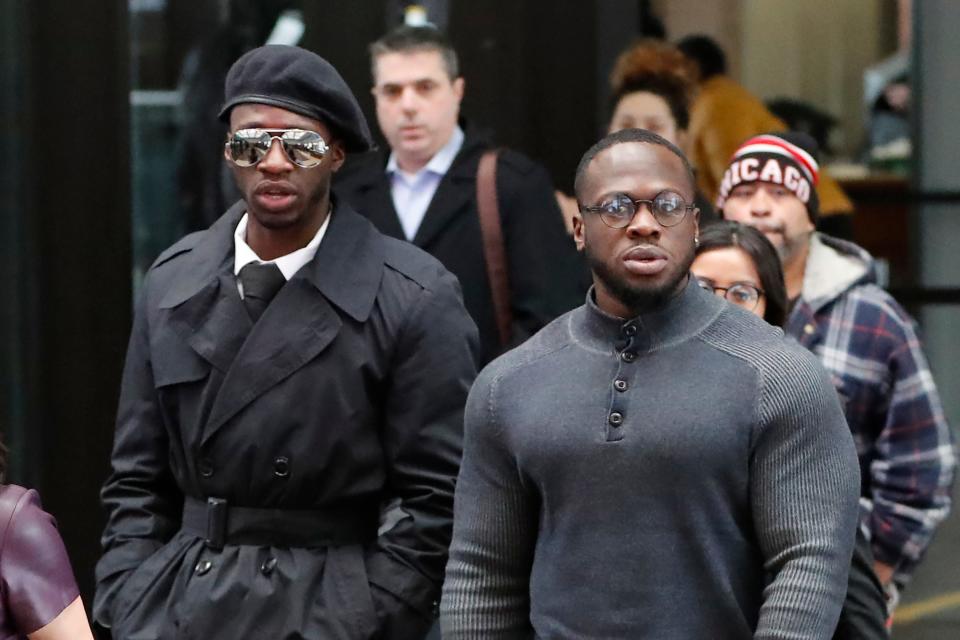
[199,202,385,446]
[199,279,343,445]
[161,202,251,374]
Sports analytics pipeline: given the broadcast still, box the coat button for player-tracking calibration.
[260,557,278,576]
[273,456,290,478]
[608,411,624,427]
[804,323,816,335]
[199,459,214,478]
[614,379,628,392]
[195,560,212,576]
[623,324,638,337]
[621,351,636,363]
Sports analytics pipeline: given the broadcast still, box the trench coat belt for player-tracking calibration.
[181,496,380,551]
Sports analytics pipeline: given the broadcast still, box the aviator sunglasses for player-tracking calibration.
[225,128,329,168]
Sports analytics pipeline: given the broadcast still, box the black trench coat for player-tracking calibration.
[94,201,478,640]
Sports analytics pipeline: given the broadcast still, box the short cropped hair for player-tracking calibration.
[574,128,696,202]
[369,25,459,81]
[695,221,788,327]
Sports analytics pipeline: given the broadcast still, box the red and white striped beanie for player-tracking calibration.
[715,132,821,222]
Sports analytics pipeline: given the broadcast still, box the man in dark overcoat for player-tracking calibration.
[334,26,586,365]
[94,45,478,640]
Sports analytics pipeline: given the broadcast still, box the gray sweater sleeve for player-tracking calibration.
[441,368,536,638]
[751,347,861,639]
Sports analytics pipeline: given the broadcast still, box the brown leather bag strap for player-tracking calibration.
[476,149,512,348]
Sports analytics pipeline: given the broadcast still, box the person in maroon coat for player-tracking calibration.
[0,439,94,639]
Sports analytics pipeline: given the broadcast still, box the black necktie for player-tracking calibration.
[239,263,286,322]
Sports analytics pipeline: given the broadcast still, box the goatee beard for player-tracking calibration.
[585,246,693,317]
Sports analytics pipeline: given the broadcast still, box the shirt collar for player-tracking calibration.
[233,211,331,280]
[572,277,723,354]
[386,125,465,180]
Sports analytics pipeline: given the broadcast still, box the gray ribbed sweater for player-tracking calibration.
[441,279,860,639]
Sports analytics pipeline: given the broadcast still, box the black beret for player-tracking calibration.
[219,45,374,153]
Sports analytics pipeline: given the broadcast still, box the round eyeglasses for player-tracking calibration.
[696,278,765,311]
[579,191,696,228]
[225,128,329,168]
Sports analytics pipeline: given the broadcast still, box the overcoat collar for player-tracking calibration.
[345,121,494,249]
[160,198,384,323]
[157,198,385,445]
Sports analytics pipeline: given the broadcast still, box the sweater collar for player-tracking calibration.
[572,275,723,354]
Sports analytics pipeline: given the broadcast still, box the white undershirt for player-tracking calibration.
[232,211,331,297]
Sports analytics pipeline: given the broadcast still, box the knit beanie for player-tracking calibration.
[715,132,820,223]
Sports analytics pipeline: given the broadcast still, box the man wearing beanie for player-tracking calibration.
[95,45,478,639]
[719,132,956,609]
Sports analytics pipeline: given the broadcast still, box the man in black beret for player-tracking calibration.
[95,44,478,640]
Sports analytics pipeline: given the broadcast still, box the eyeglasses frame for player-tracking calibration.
[696,279,766,311]
[579,191,698,229]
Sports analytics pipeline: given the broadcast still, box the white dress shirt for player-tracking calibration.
[386,126,465,241]
[233,211,331,297]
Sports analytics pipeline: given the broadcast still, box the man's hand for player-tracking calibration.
[873,560,895,586]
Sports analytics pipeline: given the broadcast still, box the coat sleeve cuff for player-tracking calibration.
[365,551,441,618]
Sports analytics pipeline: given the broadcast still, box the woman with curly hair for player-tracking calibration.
[607,39,697,148]
[0,439,94,639]
[559,40,717,232]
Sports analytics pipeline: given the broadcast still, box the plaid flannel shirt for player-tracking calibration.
[786,233,956,584]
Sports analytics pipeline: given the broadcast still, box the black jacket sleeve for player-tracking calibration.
[366,266,479,638]
[93,284,183,629]
[496,152,588,345]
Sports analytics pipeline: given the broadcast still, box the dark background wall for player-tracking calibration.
[302,0,640,192]
[1,0,131,607]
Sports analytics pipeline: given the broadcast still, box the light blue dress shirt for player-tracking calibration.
[386,126,465,241]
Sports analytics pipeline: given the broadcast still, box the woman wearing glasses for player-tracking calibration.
[691,220,889,640]
[691,221,787,326]
[557,40,718,232]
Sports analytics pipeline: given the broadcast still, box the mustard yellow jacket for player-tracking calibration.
[689,76,853,217]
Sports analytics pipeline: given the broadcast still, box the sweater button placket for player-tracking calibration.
[609,324,636,442]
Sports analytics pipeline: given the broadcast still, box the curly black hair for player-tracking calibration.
[608,40,696,131]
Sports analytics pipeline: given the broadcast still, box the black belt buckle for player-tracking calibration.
[205,497,228,550]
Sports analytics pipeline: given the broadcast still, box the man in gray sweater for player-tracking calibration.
[441,128,861,639]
